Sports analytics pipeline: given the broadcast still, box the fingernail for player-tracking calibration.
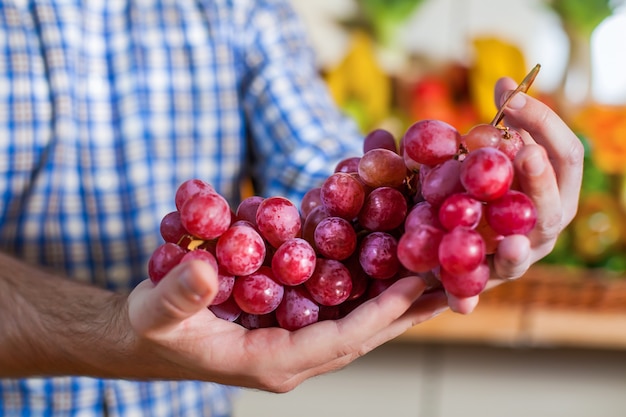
[507,92,527,110]
[523,151,545,176]
[179,265,211,299]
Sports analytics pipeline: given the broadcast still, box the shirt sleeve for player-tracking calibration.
[236,0,364,205]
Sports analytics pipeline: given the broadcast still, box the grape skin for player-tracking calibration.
[320,172,365,220]
[486,190,538,236]
[438,227,486,276]
[271,238,317,286]
[150,117,539,330]
[460,147,513,202]
[313,216,357,261]
[232,266,284,315]
[256,196,302,248]
[216,224,266,276]
[403,119,461,166]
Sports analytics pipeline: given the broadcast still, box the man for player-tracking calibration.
[0,0,583,415]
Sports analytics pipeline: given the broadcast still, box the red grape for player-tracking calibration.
[236,195,264,227]
[275,286,319,331]
[175,178,214,211]
[397,224,444,273]
[462,123,502,151]
[420,158,464,207]
[438,227,486,275]
[313,216,357,261]
[460,147,513,202]
[180,191,231,240]
[320,172,365,220]
[148,242,186,284]
[358,148,407,189]
[216,224,266,276]
[232,266,284,315]
[403,119,461,166]
[438,193,483,230]
[440,261,490,298]
[160,210,187,244]
[305,258,353,306]
[357,187,408,232]
[363,128,397,153]
[486,190,537,235]
[256,196,302,248]
[271,238,317,286]
[358,232,400,279]
[300,187,322,219]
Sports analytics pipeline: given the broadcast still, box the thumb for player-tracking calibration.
[129,260,219,335]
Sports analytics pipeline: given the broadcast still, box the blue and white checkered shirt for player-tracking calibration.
[0,0,362,415]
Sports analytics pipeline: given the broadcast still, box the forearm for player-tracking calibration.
[0,252,134,378]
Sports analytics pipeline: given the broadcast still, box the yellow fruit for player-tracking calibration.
[323,30,391,131]
[571,192,624,263]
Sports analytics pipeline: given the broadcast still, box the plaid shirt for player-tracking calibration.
[0,0,362,415]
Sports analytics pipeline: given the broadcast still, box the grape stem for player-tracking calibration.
[490,64,541,127]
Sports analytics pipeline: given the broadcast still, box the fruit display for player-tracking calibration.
[148,101,537,330]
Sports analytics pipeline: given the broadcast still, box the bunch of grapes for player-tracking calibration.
[148,119,537,331]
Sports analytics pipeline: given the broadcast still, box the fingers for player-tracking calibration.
[491,234,531,280]
[447,293,479,314]
[281,277,428,371]
[513,144,563,259]
[495,78,584,226]
[275,286,449,391]
[129,260,218,335]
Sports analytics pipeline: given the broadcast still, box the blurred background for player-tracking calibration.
[234,0,626,416]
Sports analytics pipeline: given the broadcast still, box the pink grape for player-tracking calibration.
[160,210,187,243]
[334,156,361,173]
[357,187,408,232]
[212,267,236,305]
[497,128,524,160]
[305,258,353,306]
[271,238,317,286]
[301,205,331,246]
[236,195,264,227]
[440,261,490,298]
[216,224,266,276]
[462,123,502,151]
[475,213,504,255]
[180,248,219,271]
[438,193,483,230]
[486,190,537,235]
[275,286,320,331]
[404,201,441,231]
[232,266,284,315]
[238,312,278,329]
[420,158,464,207]
[313,216,357,261]
[320,172,365,220]
[438,227,486,275]
[358,148,407,188]
[175,178,214,211]
[255,196,302,248]
[403,119,461,166]
[343,254,370,300]
[148,242,187,284]
[397,224,445,273]
[300,187,322,219]
[363,128,397,153]
[359,232,400,279]
[209,296,242,322]
[180,191,231,240]
[460,147,513,202]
